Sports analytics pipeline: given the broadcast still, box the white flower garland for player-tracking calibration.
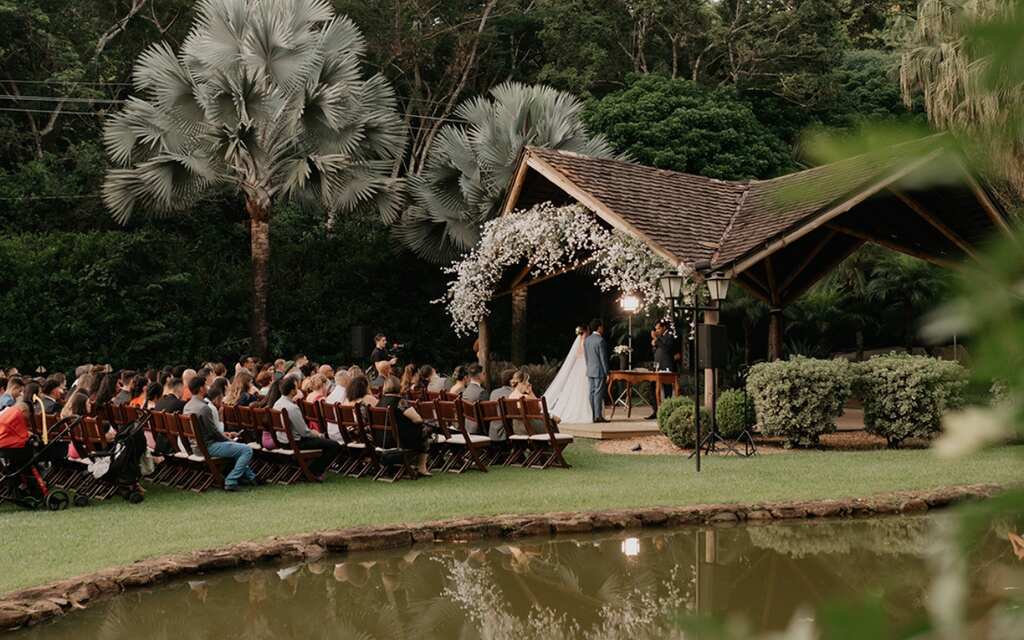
[437,203,690,335]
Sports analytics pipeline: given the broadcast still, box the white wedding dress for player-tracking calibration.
[543,335,593,424]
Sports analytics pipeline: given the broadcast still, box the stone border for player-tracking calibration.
[0,483,1002,630]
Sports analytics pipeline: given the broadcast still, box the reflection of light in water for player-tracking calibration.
[276,565,301,580]
[622,537,641,557]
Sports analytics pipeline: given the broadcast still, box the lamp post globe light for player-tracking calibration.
[706,271,731,302]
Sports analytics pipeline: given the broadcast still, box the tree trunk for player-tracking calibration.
[511,286,528,365]
[247,199,271,359]
[703,308,718,411]
[768,308,784,361]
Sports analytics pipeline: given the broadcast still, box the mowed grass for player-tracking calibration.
[1,441,1020,595]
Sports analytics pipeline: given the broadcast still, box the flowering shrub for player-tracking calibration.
[854,353,966,447]
[715,389,756,439]
[746,357,853,447]
[437,203,683,335]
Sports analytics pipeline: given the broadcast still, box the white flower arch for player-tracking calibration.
[437,203,691,336]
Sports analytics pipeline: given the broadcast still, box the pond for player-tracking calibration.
[16,515,1019,639]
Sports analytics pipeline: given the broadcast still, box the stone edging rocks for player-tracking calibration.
[0,482,1002,630]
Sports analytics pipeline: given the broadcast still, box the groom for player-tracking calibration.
[585,318,610,423]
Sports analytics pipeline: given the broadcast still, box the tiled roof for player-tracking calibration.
[521,135,952,270]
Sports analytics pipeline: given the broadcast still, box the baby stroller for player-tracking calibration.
[71,412,151,505]
[0,418,80,511]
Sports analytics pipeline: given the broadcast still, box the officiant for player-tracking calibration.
[646,321,678,419]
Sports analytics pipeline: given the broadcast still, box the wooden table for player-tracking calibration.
[606,370,680,419]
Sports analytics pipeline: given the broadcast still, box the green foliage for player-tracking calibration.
[715,389,755,439]
[659,400,710,449]
[656,394,689,428]
[746,357,853,447]
[854,353,967,447]
[584,75,793,179]
[520,361,560,397]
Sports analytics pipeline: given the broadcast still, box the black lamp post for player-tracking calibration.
[659,265,731,472]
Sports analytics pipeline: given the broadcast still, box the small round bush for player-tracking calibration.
[660,401,710,449]
[747,356,852,447]
[656,395,689,429]
[715,389,755,439]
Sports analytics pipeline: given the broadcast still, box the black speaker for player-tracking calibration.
[350,326,370,360]
[697,324,728,370]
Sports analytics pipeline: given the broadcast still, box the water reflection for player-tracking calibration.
[17,516,1019,640]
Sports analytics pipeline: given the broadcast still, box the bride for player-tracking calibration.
[543,326,594,424]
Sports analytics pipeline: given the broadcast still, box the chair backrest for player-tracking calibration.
[338,404,371,445]
[426,391,441,401]
[433,400,461,438]
[521,397,558,437]
[178,414,212,460]
[319,401,350,444]
[250,407,275,449]
[415,400,437,423]
[267,408,302,452]
[476,400,503,424]
[220,404,240,431]
[121,405,141,425]
[300,400,323,434]
[367,405,401,449]
[499,397,535,436]
[81,417,108,454]
[458,399,482,439]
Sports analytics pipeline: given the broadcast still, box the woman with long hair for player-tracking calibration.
[92,373,118,415]
[399,364,417,396]
[143,382,162,410]
[127,375,148,408]
[224,370,257,407]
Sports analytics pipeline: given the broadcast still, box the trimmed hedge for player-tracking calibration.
[854,353,966,447]
[715,389,756,439]
[746,357,853,447]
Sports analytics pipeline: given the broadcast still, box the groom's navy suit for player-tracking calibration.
[584,332,609,421]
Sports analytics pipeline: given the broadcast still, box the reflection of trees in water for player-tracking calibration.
[745,517,933,558]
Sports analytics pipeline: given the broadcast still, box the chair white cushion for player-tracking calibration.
[346,442,366,449]
[509,435,530,441]
[447,434,491,445]
[529,433,574,441]
[245,442,262,450]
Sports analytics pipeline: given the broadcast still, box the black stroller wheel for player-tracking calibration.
[17,496,42,510]
[126,491,144,505]
[73,493,90,508]
[45,491,70,511]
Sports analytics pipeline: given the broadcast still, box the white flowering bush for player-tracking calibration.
[437,202,683,335]
[746,357,853,447]
[854,353,966,448]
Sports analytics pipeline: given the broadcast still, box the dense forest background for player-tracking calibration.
[0,0,940,372]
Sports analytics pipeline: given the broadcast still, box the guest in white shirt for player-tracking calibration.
[325,371,350,405]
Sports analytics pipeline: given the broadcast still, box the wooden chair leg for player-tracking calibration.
[468,446,488,472]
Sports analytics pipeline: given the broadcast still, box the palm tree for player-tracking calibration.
[866,252,949,352]
[102,0,406,356]
[394,81,617,264]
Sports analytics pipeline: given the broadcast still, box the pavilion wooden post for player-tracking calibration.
[511,286,528,365]
[703,308,718,411]
[768,308,784,361]
[477,319,491,381]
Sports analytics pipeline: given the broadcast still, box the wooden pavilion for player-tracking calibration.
[494,134,1013,363]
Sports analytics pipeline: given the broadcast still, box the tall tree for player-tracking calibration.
[394,81,615,264]
[101,0,406,356]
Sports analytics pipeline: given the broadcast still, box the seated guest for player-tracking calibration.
[399,364,415,395]
[92,373,119,415]
[40,378,65,414]
[426,368,446,393]
[342,374,378,430]
[303,373,329,403]
[204,384,225,432]
[318,364,335,394]
[508,369,561,433]
[412,365,434,398]
[0,376,23,410]
[155,378,186,413]
[325,371,350,405]
[197,367,215,388]
[208,376,229,402]
[461,364,487,434]
[488,368,518,441]
[112,370,135,406]
[127,375,148,408]
[377,375,432,477]
[447,366,469,396]
[370,361,392,390]
[143,382,162,410]
[184,377,257,491]
[255,369,274,397]
[211,362,228,379]
[273,375,342,479]
[181,369,197,401]
[0,383,37,467]
[60,388,90,419]
[224,371,259,407]
[347,365,363,378]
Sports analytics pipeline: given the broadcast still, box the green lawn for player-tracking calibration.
[1,442,1020,595]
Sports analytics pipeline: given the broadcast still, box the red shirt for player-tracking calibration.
[0,406,30,448]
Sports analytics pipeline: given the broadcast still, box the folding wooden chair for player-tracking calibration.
[366,406,414,482]
[259,409,320,484]
[319,402,356,474]
[432,400,462,472]
[415,400,446,470]
[175,414,229,492]
[451,400,492,473]
[498,397,534,466]
[474,399,510,463]
[300,400,325,436]
[520,397,574,469]
[336,404,376,478]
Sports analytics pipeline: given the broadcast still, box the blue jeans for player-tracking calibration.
[588,376,605,421]
[206,441,256,487]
